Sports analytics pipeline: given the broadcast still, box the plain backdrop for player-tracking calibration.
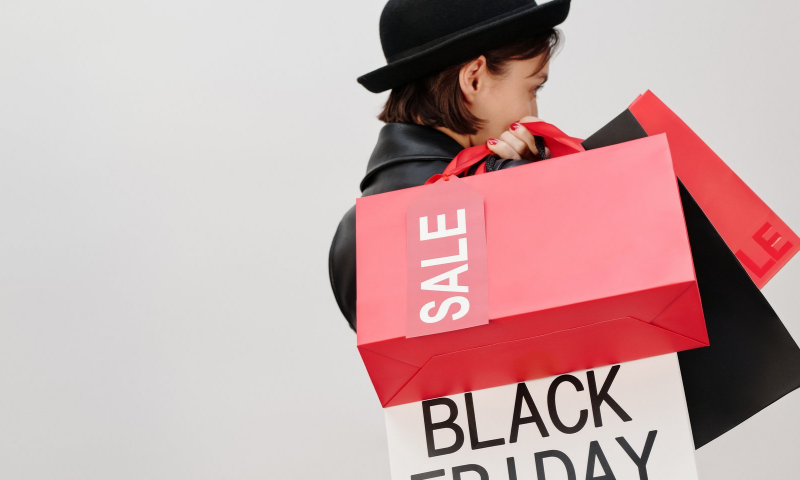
[1,0,798,478]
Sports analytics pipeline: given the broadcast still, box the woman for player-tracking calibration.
[329,0,572,331]
[328,0,800,457]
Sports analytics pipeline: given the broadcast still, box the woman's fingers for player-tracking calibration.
[487,116,551,160]
[509,116,544,159]
[498,130,532,159]
[486,138,521,160]
[507,123,541,159]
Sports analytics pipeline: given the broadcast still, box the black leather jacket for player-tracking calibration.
[328,122,536,332]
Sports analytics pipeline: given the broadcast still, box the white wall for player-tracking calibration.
[0,0,798,478]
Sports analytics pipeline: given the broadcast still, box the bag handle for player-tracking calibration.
[425,121,585,185]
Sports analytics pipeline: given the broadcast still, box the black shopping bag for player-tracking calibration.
[582,109,800,449]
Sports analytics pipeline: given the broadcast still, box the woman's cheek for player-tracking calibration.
[515,93,534,119]
[529,100,539,118]
[513,104,532,124]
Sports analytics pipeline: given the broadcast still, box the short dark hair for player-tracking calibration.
[377,29,563,135]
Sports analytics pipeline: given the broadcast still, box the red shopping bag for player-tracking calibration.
[584,90,799,288]
[356,133,708,407]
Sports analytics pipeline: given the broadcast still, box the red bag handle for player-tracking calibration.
[425,121,585,185]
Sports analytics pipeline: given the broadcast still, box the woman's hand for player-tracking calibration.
[485,116,550,160]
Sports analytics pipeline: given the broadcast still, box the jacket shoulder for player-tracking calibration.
[360,122,463,192]
[361,156,451,196]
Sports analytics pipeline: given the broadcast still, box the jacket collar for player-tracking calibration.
[360,122,465,192]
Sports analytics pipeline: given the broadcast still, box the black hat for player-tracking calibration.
[357,0,571,93]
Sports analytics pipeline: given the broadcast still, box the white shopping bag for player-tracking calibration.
[384,353,698,480]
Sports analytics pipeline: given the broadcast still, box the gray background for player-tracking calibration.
[1,0,798,478]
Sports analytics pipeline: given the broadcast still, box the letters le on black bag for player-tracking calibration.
[582,109,800,449]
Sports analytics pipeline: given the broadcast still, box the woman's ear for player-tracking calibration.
[459,55,488,104]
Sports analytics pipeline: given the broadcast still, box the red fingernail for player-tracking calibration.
[510,122,520,131]
[487,138,498,146]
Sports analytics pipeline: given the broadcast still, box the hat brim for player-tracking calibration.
[357,0,571,94]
